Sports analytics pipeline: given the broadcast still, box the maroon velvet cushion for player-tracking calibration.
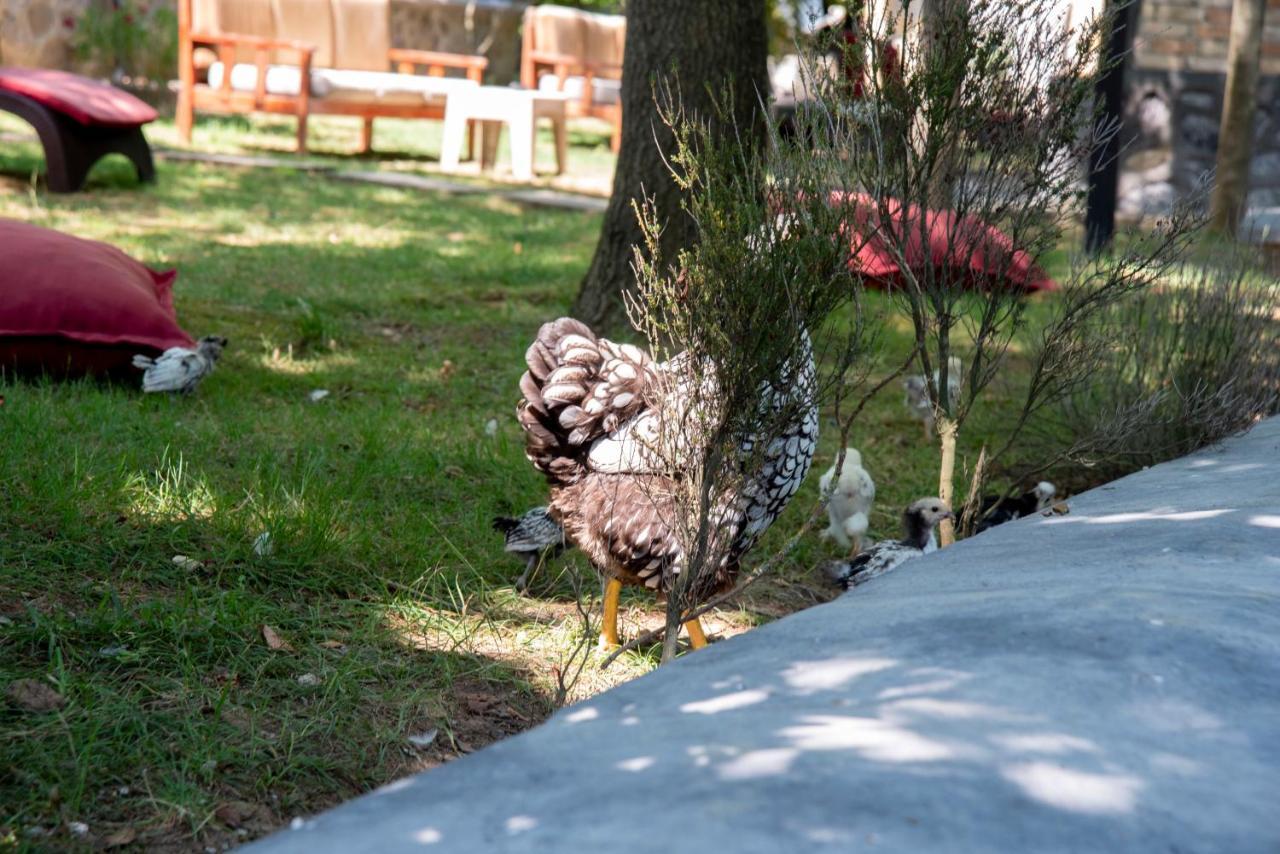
[0,67,158,127]
[0,219,194,376]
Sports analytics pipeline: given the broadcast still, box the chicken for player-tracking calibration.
[903,356,963,440]
[974,481,1055,533]
[492,506,569,593]
[818,448,876,554]
[823,498,953,590]
[132,336,227,394]
[516,317,817,650]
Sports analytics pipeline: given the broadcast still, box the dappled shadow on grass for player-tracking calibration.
[0,486,555,849]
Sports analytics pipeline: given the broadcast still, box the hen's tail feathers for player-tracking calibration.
[491,516,519,535]
[132,354,156,370]
[821,559,855,591]
[517,317,656,484]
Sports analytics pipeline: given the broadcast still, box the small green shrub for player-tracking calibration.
[71,0,178,83]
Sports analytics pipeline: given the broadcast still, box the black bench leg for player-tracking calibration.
[55,119,156,192]
[0,90,155,192]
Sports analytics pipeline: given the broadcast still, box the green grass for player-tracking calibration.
[0,112,1059,849]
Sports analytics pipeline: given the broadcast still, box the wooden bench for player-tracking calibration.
[0,67,157,193]
[520,4,624,153]
[177,0,489,154]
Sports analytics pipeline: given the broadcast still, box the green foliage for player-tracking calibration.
[1040,250,1280,480]
[71,0,178,82]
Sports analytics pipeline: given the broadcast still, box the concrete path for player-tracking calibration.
[255,418,1280,852]
[149,149,608,213]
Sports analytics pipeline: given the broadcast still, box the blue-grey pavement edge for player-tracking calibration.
[248,417,1280,853]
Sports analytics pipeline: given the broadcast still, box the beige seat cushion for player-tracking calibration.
[526,4,625,69]
[537,73,620,106]
[192,0,389,71]
[207,61,478,105]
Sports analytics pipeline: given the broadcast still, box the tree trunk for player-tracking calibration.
[937,416,958,546]
[573,0,769,330]
[1210,0,1267,235]
[1084,0,1138,254]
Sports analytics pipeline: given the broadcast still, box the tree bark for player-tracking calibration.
[1084,0,1138,254]
[572,0,769,330]
[1210,0,1267,235]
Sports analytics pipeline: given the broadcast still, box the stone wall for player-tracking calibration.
[1134,0,1280,75]
[390,0,526,85]
[1117,1,1280,218]
[0,0,94,71]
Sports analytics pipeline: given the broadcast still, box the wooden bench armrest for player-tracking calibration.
[388,48,488,82]
[188,30,318,57]
[525,50,622,78]
[189,31,315,112]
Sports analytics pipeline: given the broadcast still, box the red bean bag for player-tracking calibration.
[0,219,194,377]
[832,192,1056,292]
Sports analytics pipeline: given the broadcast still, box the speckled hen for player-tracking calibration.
[516,317,817,649]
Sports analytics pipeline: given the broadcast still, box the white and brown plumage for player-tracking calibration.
[492,506,569,592]
[132,335,227,394]
[823,498,954,591]
[516,317,817,649]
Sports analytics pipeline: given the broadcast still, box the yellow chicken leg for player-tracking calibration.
[683,616,708,649]
[598,577,622,650]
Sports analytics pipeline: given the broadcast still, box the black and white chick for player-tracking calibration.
[974,481,1055,533]
[492,506,569,593]
[823,498,954,591]
[903,356,963,441]
[132,335,228,394]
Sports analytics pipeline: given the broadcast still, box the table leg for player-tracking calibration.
[439,104,469,172]
[552,110,567,176]
[508,105,534,181]
[480,120,502,172]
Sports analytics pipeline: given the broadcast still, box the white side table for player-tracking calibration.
[439,86,569,181]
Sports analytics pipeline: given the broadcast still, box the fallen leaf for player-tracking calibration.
[318,640,347,651]
[296,673,320,686]
[484,418,498,437]
[215,801,261,828]
[6,679,65,712]
[172,555,202,571]
[261,625,293,652]
[103,827,137,848]
[438,359,456,381]
[308,389,330,403]
[253,532,274,557]
[67,821,89,837]
[512,241,523,255]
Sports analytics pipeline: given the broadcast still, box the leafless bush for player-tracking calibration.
[1028,249,1280,482]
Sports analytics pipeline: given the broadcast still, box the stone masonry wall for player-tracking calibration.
[1120,0,1280,217]
[1134,0,1280,75]
[1,0,95,71]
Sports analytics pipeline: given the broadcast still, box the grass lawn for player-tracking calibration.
[0,113,1061,849]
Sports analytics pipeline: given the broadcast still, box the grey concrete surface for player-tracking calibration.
[249,419,1280,853]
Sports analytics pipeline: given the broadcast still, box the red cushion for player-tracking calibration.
[0,67,157,127]
[0,219,194,376]
[830,192,1057,293]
